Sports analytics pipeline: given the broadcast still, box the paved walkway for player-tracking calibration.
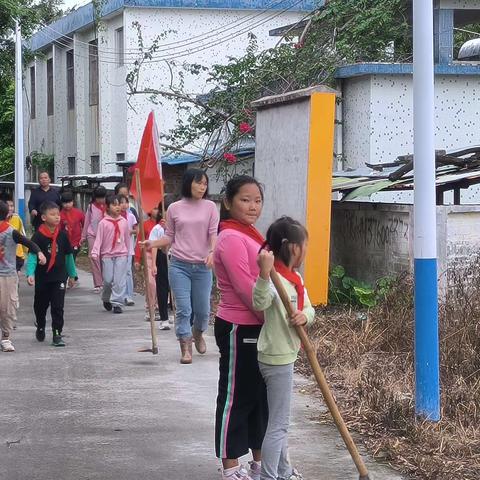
[0,271,405,480]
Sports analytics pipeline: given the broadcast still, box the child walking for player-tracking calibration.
[0,200,45,352]
[149,206,170,330]
[254,217,315,480]
[213,176,267,480]
[91,195,131,314]
[81,186,107,292]
[60,191,85,261]
[119,195,138,306]
[27,201,78,347]
[3,195,28,272]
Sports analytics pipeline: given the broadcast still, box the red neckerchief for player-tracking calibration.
[0,221,10,234]
[0,221,9,263]
[274,260,305,311]
[105,218,122,249]
[219,219,265,245]
[92,202,106,217]
[120,211,128,220]
[39,224,60,272]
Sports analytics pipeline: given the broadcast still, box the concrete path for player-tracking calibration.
[0,270,405,480]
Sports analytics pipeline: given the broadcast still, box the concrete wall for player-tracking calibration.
[331,201,480,291]
[341,73,480,204]
[254,98,311,234]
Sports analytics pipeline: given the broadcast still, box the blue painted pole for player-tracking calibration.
[15,20,26,225]
[413,0,440,420]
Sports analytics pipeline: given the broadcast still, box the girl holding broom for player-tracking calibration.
[213,175,267,480]
[254,216,315,480]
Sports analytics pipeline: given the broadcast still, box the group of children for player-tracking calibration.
[0,179,170,351]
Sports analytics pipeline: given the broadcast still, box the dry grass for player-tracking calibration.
[298,266,480,479]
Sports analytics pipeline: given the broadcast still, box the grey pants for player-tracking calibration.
[259,362,295,480]
[101,256,128,307]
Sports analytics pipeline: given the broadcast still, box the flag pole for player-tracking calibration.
[135,169,159,355]
[14,19,25,224]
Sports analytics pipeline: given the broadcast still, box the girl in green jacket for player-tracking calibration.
[254,216,316,480]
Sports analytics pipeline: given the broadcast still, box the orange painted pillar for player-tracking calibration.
[304,92,336,305]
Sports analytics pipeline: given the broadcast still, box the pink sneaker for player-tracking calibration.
[222,465,253,480]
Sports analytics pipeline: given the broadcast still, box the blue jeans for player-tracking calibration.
[169,256,212,339]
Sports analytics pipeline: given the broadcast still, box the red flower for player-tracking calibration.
[223,153,237,164]
[294,41,304,49]
[239,122,253,134]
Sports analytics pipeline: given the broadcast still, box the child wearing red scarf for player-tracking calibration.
[253,217,315,480]
[60,192,85,260]
[26,201,78,347]
[91,195,130,314]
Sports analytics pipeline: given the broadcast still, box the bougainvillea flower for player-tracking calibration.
[239,122,253,134]
[223,153,238,164]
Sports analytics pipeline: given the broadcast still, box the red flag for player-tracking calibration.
[130,111,164,213]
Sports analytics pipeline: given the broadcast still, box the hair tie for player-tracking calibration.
[281,238,289,244]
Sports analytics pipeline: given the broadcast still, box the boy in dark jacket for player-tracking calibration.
[26,201,77,347]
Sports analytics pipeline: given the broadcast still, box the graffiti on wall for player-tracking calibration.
[338,210,410,249]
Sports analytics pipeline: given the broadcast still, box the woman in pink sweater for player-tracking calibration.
[143,169,219,364]
[81,186,107,291]
[213,175,267,480]
[91,195,131,314]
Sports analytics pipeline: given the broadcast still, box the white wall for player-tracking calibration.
[342,73,480,204]
[123,7,307,167]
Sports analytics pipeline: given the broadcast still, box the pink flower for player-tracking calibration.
[223,153,237,164]
[294,41,304,49]
[239,122,253,134]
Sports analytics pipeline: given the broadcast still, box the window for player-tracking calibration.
[66,50,74,110]
[30,66,36,119]
[115,28,124,67]
[68,156,76,175]
[91,155,100,174]
[47,58,54,116]
[116,153,125,171]
[89,40,99,106]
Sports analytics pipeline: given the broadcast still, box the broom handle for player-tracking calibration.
[270,268,370,479]
[135,169,159,355]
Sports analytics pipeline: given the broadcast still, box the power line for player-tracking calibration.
[38,0,296,56]
[34,0,303,65]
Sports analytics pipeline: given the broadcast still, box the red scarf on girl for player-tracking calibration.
[92,202,106,214]
[274,260,305,311]
[219,219,265,245]
[105,218,122,249]
[39,224,60,272]
[0,221,10,234]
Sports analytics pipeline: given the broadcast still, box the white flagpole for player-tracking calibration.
[15,19,26,224]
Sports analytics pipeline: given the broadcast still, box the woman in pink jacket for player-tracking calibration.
[213,175,267,480]
[81,186,106,291]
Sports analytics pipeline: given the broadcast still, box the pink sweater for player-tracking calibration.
[214,229,264,326]
[165,198,219,263]
[91,215,131,258]
[81,203,105,241]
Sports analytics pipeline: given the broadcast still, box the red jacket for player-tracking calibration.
[61,207,85,248]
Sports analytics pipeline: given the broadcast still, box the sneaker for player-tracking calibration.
[168,312,175,325]
[248,461,261,480]
[113,306,123,314]
[222,466,253,480]
[0,339,15,352]
[93,287,102,293]
[154,310,161,321]
[103,301,113,312]
[125,298,135,306]
[36,327,45,342]
[159,320,170,331]
[52,331,65,347]
[280,469,304,480]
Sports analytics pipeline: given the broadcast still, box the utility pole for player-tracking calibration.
[413,0,440,420]
[15,19,26,224]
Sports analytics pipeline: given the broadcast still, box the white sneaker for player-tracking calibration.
[159,320,170,331]
[248,461,261,480]
[222,466,253,480]
[168,313,175,325]
[93,287,101,293]
[1,339,15,352]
